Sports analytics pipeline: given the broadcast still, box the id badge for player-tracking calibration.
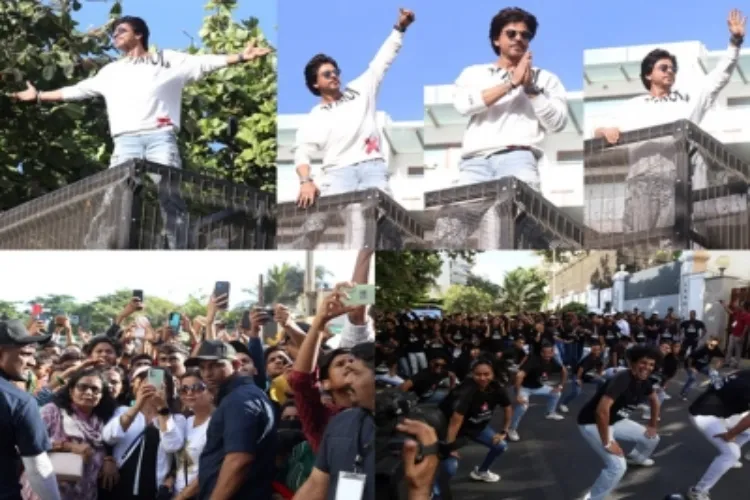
[335,471,366,500]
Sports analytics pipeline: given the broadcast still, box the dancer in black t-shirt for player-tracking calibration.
[438,359,512,486]
[576,345,662,500]
[641,340,680,421]
[399,352,454,404]
[506,343,567,442]
[680,310,706,358]
[559,343,605,413]
[686,369,750,500]
[680,336,724,400]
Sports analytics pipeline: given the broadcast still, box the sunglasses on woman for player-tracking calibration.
[179,382,207,395]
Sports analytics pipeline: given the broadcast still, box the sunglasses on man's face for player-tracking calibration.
[179,382,207,395]
[504,29,533,41]
[319,68,341,80]
[656,63,676,74]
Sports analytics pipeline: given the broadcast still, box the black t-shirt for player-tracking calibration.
[689,346,724,371]
[577,353,604,381]
[0,375,51,500]
[646,319,663,339]
[660,324,676,342]
[440,380,511,438]
[482,328,506,353]
[632,326,647,344]
[681,320,706,342]
[507,345,526,366]
[520,356,563,389]
[661,353,679,378]
[689,370,750,418]
[409,368,448,400]
[608,343,628,368]
[403,328,425,353]
[602,324,620,347]
[577,370,654,426]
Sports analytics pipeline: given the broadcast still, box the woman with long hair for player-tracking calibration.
[102,366,186,500]
[172,370,215,500]
[31,368,117,500]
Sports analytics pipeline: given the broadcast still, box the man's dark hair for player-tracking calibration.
[489,7,538,55]
[627,345,662,364]
[304,54,339,96]
[113,16,150,50]
[640,49,678,90]
[350,342,375,371]
[83,335,122,357]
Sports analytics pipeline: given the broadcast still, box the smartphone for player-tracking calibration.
[69,315,80,326]
[132,290,144,310]
[342,284,376,306]
[168,312,181,331]
[54,310,66,326]
[31,304,42,317]
[241,310,251,330]
[147,368,164,388]
[213,281,230,310]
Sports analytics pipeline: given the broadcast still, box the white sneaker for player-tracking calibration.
[687,487,710,500]
[545,412,564,421]
[469,467,500,482]
[663,392,672,400]
[559,404,569,413]
[733,461,743,469]
[581,494,591,500]
[507,429,520,441]
[627,457,655,467]
[641,412,661,422]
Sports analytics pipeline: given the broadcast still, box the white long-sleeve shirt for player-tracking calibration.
[293,29,403,172]
[452,64,568,159]
[596,44,739,133]
[102,406,186,494]
[60,50,228,137]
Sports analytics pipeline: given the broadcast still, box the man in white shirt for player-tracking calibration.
[294,8,415,208]
[452,7,568,191]
[11,15,271,169]
[593,10,745,235]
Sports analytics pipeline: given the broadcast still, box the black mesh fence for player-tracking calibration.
[278,178,584,250]
[584,120,749,259]
[0,159,275,249]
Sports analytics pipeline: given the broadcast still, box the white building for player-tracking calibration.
[584,41,750,229]
[276,85,584,214]
[433,254,474,295]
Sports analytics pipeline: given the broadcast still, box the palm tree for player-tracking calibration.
[498,268,548,314]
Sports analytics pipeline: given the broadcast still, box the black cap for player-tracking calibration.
[185,340,236,367]
[350,341,375,370]
[228,340,250,358]
[0,320,51,346]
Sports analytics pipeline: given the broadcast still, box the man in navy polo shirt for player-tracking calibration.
[0,320,60,500]
[186,340,277,500]
[293,342,375,500]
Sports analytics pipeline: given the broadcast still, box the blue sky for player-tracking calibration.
[277,0,584,120]
[586,1,743,50]
[74,0,277,49]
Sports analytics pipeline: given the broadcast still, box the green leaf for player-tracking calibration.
[42,65,56,81]
[109,2,122,17]
[60,103,85,120]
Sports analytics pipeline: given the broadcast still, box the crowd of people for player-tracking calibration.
[1,253,377,500]
[375,301,750,500]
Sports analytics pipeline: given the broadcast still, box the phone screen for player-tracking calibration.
[241,310,251,330]
[214,282,230,310]
[147,369,164,388]
[132,290,144,302]
[343,284,376,306]
[169,312,181,330]
[69,315,79,326]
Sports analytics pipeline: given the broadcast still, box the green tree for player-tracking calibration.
[180,0,276,191]
[498,268,548,314]
[442,285,495,315]
[375,251,444,311]
[244,264,333,307]
[0,0,276,213]
[0,300,21,319]
[26,294,78,315]
[465,274,501,298]
[557,301,588,316]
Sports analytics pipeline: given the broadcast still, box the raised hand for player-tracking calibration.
[242,40,273,61]
[728,9,747,38]
[10,81,38,102]
[397,8,416,30]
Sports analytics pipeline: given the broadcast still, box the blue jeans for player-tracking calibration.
[457,150,540,190]
[433,425,508,495]
[421,389,449,404]
[561,377,606,406]
[110,129,188,248]
[319,159,390,196]
[510,385,562,431]
[111,129,182,168]
[681,366,713,395]
[579,419,661,500]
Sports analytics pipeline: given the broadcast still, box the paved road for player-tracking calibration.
[447,368,750,500]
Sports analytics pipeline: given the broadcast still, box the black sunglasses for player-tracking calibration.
[505,29,533,41]
[656,63,676,73]
[320,68,341,79]
[179,382,207,395]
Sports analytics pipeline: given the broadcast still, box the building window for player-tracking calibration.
[407,166,425,177]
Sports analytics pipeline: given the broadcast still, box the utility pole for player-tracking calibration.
[304,250,316,316]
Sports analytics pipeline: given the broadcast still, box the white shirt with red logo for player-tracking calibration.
[293,29,404,172]
[60,50,228,137]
